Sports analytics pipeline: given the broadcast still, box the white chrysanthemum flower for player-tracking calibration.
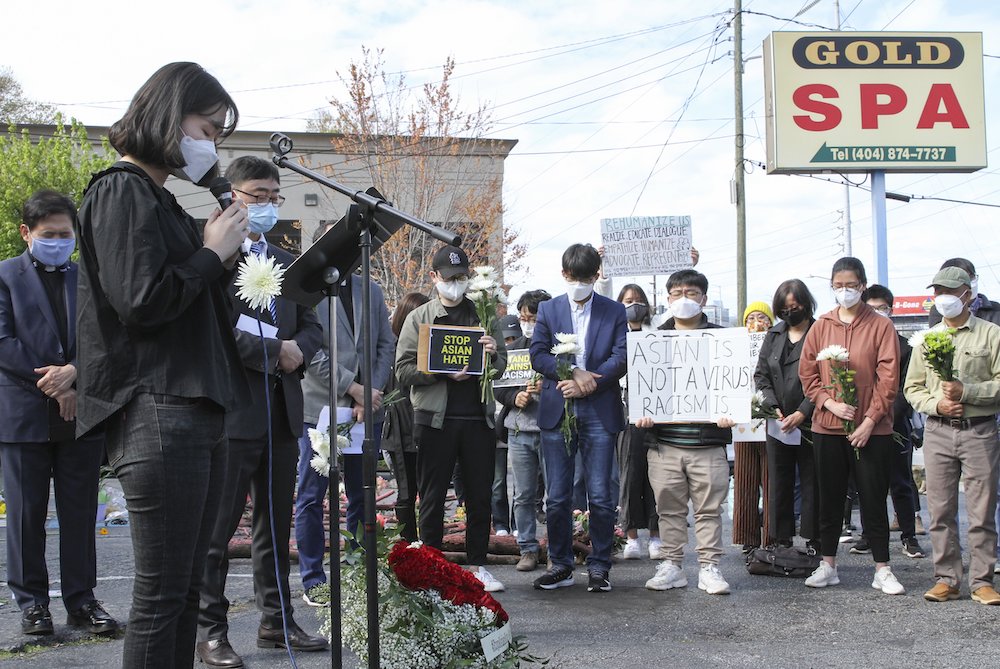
[407,540,424,549]
[494,287,508,304]
[310,453,330,477]
[555,332,579,345]
[473,265,496,279]
[467,276,496,293]
[308,427,330,459]
[234,253,286,312]
[465,290,485,302]
[816,344,849,362]
[336,434,349,453]
[908,329,929,349]
[752,390,766,405]
[551,342,579,356]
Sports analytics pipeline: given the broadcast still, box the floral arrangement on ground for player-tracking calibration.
[315,528,547,668]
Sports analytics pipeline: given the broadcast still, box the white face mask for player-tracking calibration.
[436,279,468,303]
[934,292,967,319]
[971,276,980,299]
[566,281,594,302]
[670,297,703,320]
[174,134,218,183]
[520,320,535,338]
[834,287,862,309]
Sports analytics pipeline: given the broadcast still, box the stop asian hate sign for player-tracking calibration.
[763,32,986,174]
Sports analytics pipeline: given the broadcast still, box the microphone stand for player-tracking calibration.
[269,132,459,669]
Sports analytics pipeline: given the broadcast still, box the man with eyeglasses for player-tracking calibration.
[197,156,326,667]
[864,285,926,561]
[635,269,735,596]
[905,267,1000,605]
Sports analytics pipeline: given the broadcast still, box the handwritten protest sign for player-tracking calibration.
[734,330,769,441]
[417,324,486,375]
[599,215,692,277]
[494,348,531,388]
[626,328,754,423]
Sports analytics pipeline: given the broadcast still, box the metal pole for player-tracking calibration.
[836,0,853,257]
[870,170,889,285]
[324,272,342,669]
[733,0,747,315]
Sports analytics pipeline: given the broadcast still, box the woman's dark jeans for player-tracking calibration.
[106,393,227,669]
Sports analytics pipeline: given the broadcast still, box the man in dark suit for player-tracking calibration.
[0,190,118,636]
[529,243,628,593]
[196,157,325,668]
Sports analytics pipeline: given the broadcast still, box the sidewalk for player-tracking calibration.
[3,492,1000,668]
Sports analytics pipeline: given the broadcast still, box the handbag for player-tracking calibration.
[745,545,820,578]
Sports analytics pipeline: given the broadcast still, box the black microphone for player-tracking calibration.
[209,176,233,210]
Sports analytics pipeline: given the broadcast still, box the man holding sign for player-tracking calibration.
[395,245,508,592]
[636,269,736,596]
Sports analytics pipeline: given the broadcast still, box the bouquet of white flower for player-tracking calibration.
[816,344,858,457]
[551,333,583,453]
[466,266,507,405]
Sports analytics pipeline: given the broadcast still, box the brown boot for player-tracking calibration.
[516,552,539,572]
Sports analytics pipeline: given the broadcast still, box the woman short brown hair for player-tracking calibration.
[108,62,238,170]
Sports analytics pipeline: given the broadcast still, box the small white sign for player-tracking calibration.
[316,406,365,455]
[767,418,802,446]
[236,313,278,340]
[480,622,513,662]
[599,215,692,277]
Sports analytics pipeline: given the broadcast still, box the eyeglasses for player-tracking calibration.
[668,289,704,299]
[831,282,861,291]
[234,188,286,207]
[871,305,891,315]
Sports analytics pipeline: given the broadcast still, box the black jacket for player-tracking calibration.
[754,320,815,420]
[75,162,250,435]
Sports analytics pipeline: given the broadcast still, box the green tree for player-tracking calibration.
[0,117,116,259]
[0,66,57,124]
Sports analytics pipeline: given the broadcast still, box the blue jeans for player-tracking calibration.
[541,401,618,573]
[573,446,620,512]
[508,430,545,554]
[105,393,227,669]
[492,446,511,532]
[295,422,381,591]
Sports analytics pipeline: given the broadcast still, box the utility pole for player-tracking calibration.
[835,0,853,257]
[733,0,747,315]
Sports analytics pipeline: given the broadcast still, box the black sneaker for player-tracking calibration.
[849,537,871,554]
[587,570,612,593]
[902,536,926,558]
[533,566,574,590]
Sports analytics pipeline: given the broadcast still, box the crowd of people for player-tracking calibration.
[2,60,1000,669]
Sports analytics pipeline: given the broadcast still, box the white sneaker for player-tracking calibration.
[805,562,840,588]
[698,564,730,595]
[622,538,642,560]
[648,537,663,560]
[475,567,505,593]
[645,561,688,590]
[495,529,510,537]
[872,566,905,595]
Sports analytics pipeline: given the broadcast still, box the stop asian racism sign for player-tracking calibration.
[763,32,986,174]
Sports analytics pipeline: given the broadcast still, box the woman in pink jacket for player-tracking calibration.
[798,257,903,595]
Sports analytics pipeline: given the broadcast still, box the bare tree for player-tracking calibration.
[1,67,57,124]
[310,48,524,307]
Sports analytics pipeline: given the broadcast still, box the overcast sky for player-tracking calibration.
[4,0,997,316]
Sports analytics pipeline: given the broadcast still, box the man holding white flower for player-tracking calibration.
[395,245,508,592]
[529,243,627,593]
[904,266,1000,605]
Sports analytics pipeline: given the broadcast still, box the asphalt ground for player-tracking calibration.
[2,490,999,668]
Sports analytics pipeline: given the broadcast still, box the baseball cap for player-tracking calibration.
[498,314,522,340]
[431,245,470,279]
[927,266,972,289]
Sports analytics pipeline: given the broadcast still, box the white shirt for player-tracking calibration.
[242,235,269,255]
[570,295,592,370]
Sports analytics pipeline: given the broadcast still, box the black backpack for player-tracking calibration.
[745,545,820,578]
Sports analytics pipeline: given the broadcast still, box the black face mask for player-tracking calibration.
[781,308,807,326]
[625,303,649,323]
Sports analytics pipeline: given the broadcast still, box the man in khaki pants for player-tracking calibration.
[904,266,1000,605]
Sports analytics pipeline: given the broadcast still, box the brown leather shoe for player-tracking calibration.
[972,585,1000,605]
[923,582,960,602]
[257,621,329,652]
[196,638,244,668]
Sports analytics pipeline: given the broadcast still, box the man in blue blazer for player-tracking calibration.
[0,191,118,636]
[529,243,627,592]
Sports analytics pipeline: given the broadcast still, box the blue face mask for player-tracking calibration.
[246,203,279,234]
[31,236,75,267]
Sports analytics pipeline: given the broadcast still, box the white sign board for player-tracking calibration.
[734,330,768,442]
[316,406,365,455]
[763,31,986,174]
[599,216,692,278]
[627,328,754,424]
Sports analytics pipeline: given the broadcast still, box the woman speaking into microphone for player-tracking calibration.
[75,62,250,668]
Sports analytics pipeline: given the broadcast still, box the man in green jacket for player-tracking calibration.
[395,245,507,591]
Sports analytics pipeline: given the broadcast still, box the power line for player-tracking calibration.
[881,0,917,29]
